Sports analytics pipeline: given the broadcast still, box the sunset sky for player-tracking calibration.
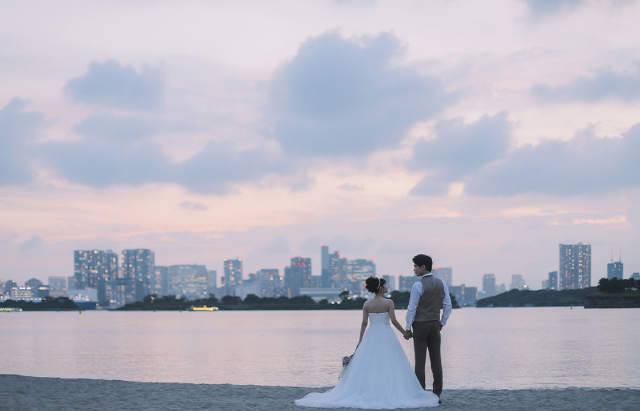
[2,0,640,289]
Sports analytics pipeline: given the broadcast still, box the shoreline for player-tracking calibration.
[3,375,639,411]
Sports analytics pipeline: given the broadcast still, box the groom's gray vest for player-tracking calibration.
[414,275,445,322]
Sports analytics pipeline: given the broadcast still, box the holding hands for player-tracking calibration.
[403,330,413,340]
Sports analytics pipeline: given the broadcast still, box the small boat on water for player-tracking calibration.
[0,307,23,312]
[188,305,219,311]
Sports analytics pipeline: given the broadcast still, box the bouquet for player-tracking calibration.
[339,354,353,379]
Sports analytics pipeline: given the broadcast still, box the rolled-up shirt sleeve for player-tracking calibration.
[405,280,423,331]
[441,279,452,326]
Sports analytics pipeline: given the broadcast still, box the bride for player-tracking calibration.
[295,277,440,409]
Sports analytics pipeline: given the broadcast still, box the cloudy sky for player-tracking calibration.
[2,0,640,289]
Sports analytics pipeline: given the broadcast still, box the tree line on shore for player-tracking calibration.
[0,296,78,311]
[118,290,460,311]
[476,277,640,307]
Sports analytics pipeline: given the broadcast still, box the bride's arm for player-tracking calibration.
[388,302,407,335]
[357,307,369,347]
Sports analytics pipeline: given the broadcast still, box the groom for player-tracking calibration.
[404,254,452,402]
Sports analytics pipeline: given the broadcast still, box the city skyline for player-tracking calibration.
[2,1,640,290]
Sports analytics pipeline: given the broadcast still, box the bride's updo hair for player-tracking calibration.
[365,277,386,293]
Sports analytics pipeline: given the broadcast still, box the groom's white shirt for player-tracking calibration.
[405,273,452,331]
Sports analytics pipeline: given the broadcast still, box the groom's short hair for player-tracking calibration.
[413,254,432,271]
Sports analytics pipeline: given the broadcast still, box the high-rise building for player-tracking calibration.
[432,267,452,287]
[207,270,217,295]
[382,275,396,291]
[346,259,376,294]
[482,274,496,296]
[122,249,155,301]
[547,271,558,290]
[559,243,591,290]
[223,258,243,296]
[152,266,169,296]
[285,257,312,297]
[607,261,623,280]
[257,268,281,297]
[398,276,418,292]
[74,250,108,304]
[509,274,526,290]
[449,284,478,306]
[168,264,208,299]
[321,245,330,288]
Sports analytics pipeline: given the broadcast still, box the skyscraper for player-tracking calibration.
[74,250,107,304]
[122,249,155,301]
[509,274,525,290]
[223,258,243,296]
[607,258,623,280]
[285,257,311,297]
[152,266,169,296]
[346,259,376,294]
[547,271,558,290]
[169,264,208,299]
[559,243,591,290]
[432,267,452,287]
[321,245,330,288]
[257,268,280,297]
[482,274,496,296]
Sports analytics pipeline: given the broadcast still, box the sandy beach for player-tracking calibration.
[2,375,638,411]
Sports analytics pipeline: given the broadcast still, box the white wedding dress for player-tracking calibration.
[296,312,440,409]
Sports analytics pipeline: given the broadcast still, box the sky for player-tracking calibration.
[2,0,640,289]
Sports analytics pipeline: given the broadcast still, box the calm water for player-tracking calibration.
[1,308,639,389]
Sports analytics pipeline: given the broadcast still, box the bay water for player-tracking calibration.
[1,307,638,389]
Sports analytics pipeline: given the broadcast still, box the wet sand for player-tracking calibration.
[2,374,639,411]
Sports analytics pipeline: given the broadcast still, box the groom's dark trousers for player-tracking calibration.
[412,320,442,395]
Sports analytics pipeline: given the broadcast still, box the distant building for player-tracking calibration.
[153,266,169,296]
[607,261,623,280]
[207,270,217,295]
[105,278,136,307]
[347,259,376,294]
[257,268,283,297]
[300,288,344,302]
[432,267,452,287]
[547,271,558,290]
[509,274,526,290]
[25,278,43,290]
[122,249,155,302]
[48,276,67,291]
[3,280,18,295]
[498,284,506,293]
[398,276,418,292]
[449,284,477,306]
[321,245,330,288]
[382,275,396,291]
[559,243,591,290]
[631,273,640,280]
[10,287,34,300]
[67,276,74,290]
[285,257,312,297]
[74,250,110,305]
[223,258,243,296]
[482,274,496,296]
[168,264,208,300]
